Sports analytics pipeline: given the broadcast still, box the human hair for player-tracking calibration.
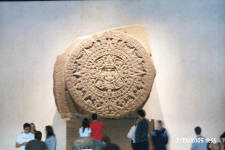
[157,120,163,125]
[194,126,201,135]
[102,143,120,150]
[23,123,31,129]
[137,109,146,118]
[45,125,55,139]
[92,113,98,120]
[30,123,36,132]
[102,136,111,144]
[82,118,90,133]
[35,131,42,140]
[30,123,35,126]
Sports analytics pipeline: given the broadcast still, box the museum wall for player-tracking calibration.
[0,0,224,150]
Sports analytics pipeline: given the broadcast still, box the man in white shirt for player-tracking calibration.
[127,118,139,150]
[16,123,34,150]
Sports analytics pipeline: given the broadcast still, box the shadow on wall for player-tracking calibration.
[143,81,170,147]
[144,81,164,121]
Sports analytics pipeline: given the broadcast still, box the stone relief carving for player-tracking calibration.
[54,25,156,118]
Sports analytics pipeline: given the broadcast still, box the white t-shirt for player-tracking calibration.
[127,125,137,143]
[16,132,34,150]
[79,127,91,137]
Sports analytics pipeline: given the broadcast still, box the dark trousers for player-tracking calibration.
[134,141,149,150]
[131,140,137,150]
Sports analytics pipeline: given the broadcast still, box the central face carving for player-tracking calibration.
[65,31,155,118]
[95,55,124,92]
[102,65,117,82]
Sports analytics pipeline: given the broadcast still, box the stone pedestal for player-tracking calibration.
[67,119,154,150]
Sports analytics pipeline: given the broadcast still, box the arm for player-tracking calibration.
[163,130,169,144]
[79,128,82,137]
[16,142,27,148]
[25,142,30,150]
[16,135,27,148]
[89,128,92,135]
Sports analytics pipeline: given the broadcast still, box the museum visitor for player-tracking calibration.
[90,113,104,150]
[79,118,92,137]
[45,125,56,150]
[25,131,48,150]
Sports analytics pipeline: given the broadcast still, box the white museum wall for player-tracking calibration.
[0,1,224,150]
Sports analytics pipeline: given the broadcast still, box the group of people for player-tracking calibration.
[78,113,104,149]
[127,109,168,150]
[15,123,56,150]
[78,113,120,150]
[191,126,225,150]
[15,109,225,150]
[78,109,167,150]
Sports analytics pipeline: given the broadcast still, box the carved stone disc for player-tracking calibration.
[65,31,155,118]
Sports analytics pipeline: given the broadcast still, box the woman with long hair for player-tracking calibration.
[79,118,91,137]
[45,125,56,150]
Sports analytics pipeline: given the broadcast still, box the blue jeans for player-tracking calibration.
[96,140,103,150]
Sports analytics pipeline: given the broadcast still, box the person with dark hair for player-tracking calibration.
[135,109,149,150]
[191,126,207,150]
[90,113,104,150]
[79,118,91,137]
[30,123,36,134]
[16,123,34,150]
[25,131,48,150]
[151,120,169,150]
[220,131,225,150]
[102,143,120,150]
[102,136,111,146]
[45,125,56,150]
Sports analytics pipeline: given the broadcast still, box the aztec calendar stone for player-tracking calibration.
[54,25,156,118]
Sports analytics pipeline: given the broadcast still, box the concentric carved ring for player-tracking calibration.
[65,31,155,118]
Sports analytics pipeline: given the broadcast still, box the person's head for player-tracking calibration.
[23,123,31,133]
[194,126,201,136]
[156,120,163,130]
[102,143,120,150]
[35,131,42,141]
[92,113,98,121]
[137,109,146,118]
[45,125,55,138]
[102,136,111,145]
[30,123,36,133]
[82,118,90,132]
